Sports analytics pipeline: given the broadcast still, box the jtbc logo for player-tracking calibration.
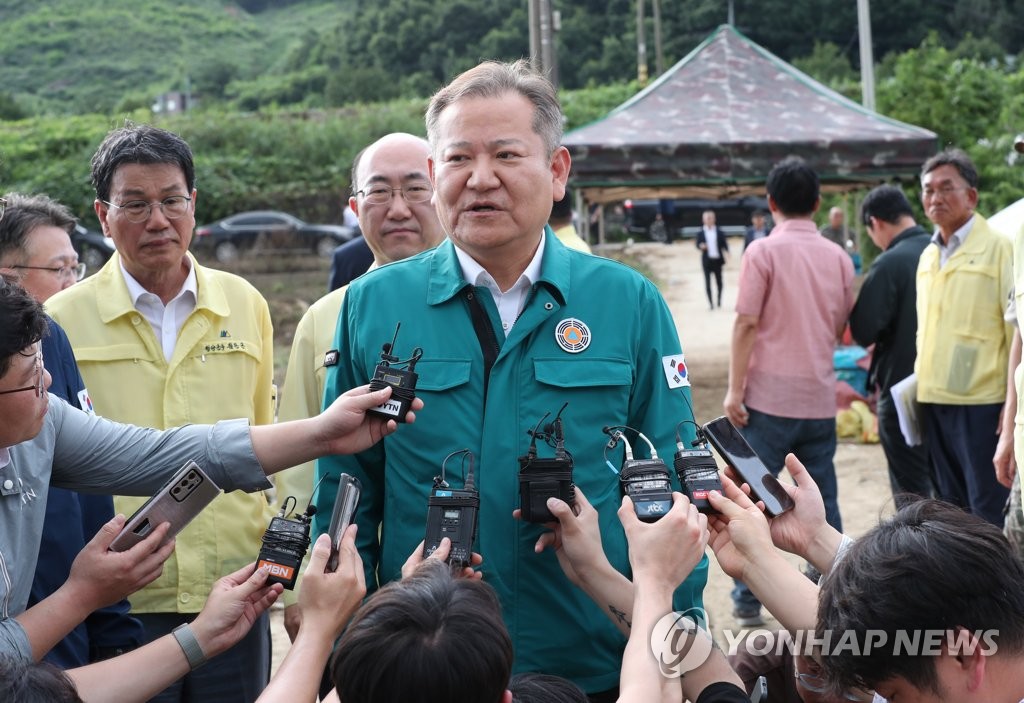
[257,560,295,580]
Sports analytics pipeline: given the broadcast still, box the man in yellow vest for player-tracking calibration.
[48,124,276,702]
[915,148,1013,525]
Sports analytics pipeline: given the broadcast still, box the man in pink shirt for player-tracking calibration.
[723,156,854,627]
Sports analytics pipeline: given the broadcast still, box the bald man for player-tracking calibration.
[275,133,445,638]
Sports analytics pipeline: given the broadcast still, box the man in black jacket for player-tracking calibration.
[848,185,932,504]
[696,210,729,309]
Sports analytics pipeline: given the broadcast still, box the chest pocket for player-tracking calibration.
[945,262,1002,338]
[533,357,635,428]
[413,359,472,392]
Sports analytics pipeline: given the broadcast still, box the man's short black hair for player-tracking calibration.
[0,275,47,379]
[330,560,513,703]
[860,185,914,228]
[91,123,195,202]
[818,499,1024,694]
[0,657,83,703]
[549,192,573,225]
[921,148,979,189]
[0,192,77,265]
[765,157,819,217]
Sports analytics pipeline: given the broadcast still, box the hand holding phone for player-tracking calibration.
[700,417,795,517]
[326,474,361,572]
[110,461,221,552]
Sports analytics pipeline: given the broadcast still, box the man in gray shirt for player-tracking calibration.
[0,273,418,662]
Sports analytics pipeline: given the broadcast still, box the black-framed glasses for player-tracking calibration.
[101,195,192,223]
[921,185,968,200]
[10,262,86,282]
[0,345,44,398]
[794,671,864,701]
[355,183,432,205]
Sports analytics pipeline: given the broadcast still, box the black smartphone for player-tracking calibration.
[701,416,795,517]
[326,473,361,572]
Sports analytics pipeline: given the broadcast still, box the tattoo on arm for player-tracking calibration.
[609,604,632,630]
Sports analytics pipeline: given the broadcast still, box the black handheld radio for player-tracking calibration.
[423,449,480,568]
[367,323,423,422]
[674,424,723,514]
[604,426,674,523]
[256,495,315,590]
[518,403,576,523]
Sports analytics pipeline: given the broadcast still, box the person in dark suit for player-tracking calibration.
[696,209,729,309]
[743,209,770,252]
[328,235,374,291]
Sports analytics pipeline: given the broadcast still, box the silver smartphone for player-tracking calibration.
[326,473,361,572]
[109,461,222,552]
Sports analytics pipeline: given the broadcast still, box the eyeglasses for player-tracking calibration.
[356,183,432,206]
[922,185,968,199]
[794,671,864,701]
[10,262,86,282]
[101,195,192,223]
[0,345,44,398]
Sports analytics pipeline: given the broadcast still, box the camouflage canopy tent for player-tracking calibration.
[563,24,938,205]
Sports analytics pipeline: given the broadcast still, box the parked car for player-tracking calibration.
[71,224,116,273]
[192,210,357,263]
[623,197,770,242]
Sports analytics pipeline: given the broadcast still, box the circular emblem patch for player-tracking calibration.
[555,318,591,353]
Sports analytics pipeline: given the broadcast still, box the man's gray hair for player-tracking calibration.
[426,60,563,157]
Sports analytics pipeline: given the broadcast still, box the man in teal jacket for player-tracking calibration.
[315,60,707,696]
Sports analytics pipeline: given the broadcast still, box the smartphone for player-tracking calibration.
[109,461,221,552]
[701,416,795,517]
[326,473,361,572]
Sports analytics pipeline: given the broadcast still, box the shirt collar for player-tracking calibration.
[931,214,974,249]
[120,258,197,308]
[454,230,546,294]
[0,447,9,470]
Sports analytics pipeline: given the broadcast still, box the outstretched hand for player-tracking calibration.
[401,538,483,580]
[619,492,708,591]
[706,475,775,581]
[297,529,366,640]
[725,453,842,571]
[518,487,605,588]
[318,384,423,456]
[190,563,284,659]
[68,514,177,612]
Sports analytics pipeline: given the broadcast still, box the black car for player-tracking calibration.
[192,210,357,263]
[623,197,770,241]
[71,224,116,273]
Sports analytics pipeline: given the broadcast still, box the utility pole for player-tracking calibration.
[652,0,664,77]
[637,0,648,84]
[528,0,558,88]
[857,0,876,111]
[728,0,735,25]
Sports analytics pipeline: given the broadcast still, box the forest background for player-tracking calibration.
[2,0,1024,230]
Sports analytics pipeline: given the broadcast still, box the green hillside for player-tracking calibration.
[0,0,350,115]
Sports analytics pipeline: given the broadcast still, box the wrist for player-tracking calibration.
[805,525,844,574]
[172,623,208,670]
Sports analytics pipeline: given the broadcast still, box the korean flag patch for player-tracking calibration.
[662,354,690,389]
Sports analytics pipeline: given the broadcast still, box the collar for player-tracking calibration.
[427,226,569,306]
[931,214,974,248]
[0,447,9,470]
[95,252,229,324]
[454,230,546,294]
[120,257,197,309]
[889,225,929,248]
[772,218,821,237]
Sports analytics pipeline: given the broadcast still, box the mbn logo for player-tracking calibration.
[257,560,294,580]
